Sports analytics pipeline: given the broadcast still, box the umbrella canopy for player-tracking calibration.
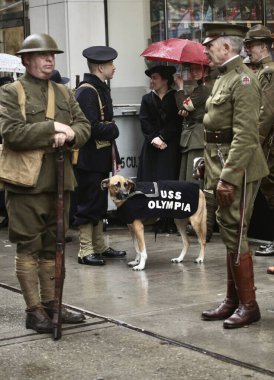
[141,38,209,65]
[0,53,25,73]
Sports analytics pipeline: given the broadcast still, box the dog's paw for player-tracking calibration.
[194,257,204,264]
[132,264,145,271]
[128,260,139,267]
[171,257,183,263]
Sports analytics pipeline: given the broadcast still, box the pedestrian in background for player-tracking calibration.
[244,24,274,260]
[0,33,90,333]
[137,65,182,233]
[74,46,126,266]
[175,63,217,242]
[201,23,269,329]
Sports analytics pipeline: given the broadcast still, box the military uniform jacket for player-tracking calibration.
[253,56,274,151]
[0,72,90,193]
[176,80,211,152]
[75,73,120,173]
[203,56,269,189]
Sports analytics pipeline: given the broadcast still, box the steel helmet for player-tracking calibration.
[16,33,64,55]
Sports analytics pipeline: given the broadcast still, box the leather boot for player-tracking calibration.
[223,252,261,329]
[202,253,238,320]
[42,301,85,324]
[26,305,53,333]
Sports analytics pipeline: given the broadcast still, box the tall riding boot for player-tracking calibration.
[78,223,105,265]
[204,190,217,242]
[16,256,53,333]
[202,253,238,320]
[223,252,261,329]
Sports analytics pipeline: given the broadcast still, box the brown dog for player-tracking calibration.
[101,175,206,270]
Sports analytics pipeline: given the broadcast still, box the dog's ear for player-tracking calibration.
[101,178,110,190]
[127,178,136,193]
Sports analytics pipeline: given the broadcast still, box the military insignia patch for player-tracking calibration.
[241,75,251,85]
[183,97,195,111]
[264,72,272,83]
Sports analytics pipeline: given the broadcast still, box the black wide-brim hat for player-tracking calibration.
[50,70,70,84]
[82,46,118,63]
[145,65,176,78]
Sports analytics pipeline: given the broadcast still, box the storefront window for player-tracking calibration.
[0,0,29,54]
[150,0,269,43]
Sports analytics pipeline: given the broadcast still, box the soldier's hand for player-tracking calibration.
[54,121,75,142]
[53,132,67,148]
[216,180,235,207]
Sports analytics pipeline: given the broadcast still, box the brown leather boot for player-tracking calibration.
[42,301,85,324]
[202,253,238,320]
[26,305,53,333]
[223,252,261,329]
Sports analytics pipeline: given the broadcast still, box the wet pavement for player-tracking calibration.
[1,224,274,380]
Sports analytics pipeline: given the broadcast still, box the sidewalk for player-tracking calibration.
[0,226,274,379]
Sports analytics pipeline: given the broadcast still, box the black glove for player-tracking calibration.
[216,179,235,207]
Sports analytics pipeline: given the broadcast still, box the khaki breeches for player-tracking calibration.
[216,181,258,254]
[6,191,70,259]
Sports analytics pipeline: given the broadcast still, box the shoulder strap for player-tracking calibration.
[13,80,26,120]
[78,83,104,121]
[12,79,56,120]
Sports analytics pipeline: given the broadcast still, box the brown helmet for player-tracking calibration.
[16,33,64,55]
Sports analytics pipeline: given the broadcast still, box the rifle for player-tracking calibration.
[52,147,66,340]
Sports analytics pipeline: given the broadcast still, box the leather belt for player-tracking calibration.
[204,129,233,144]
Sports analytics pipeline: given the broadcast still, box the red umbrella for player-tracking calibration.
[140,38,209,65]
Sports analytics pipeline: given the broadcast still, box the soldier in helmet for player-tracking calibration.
[0,33,90,333]
[201,23,269,329]
[244,24,274,260]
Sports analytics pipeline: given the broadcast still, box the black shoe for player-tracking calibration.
[65,236,73,243]
[186,224,197,237]
[78,254,105,265]
[101,247,126,258]
[26,306,53,333]
[43,301,85,324]
[255,242,274,256]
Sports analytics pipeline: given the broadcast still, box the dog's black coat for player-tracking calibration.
[116,180,199,224]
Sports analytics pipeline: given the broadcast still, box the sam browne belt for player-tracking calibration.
[204,129,233,144]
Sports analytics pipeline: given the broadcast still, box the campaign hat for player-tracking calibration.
[82,46,118,63]
[202,23,248,46]
[145,65,176,79]
[50,70,70,84]
[244,24,274,43]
